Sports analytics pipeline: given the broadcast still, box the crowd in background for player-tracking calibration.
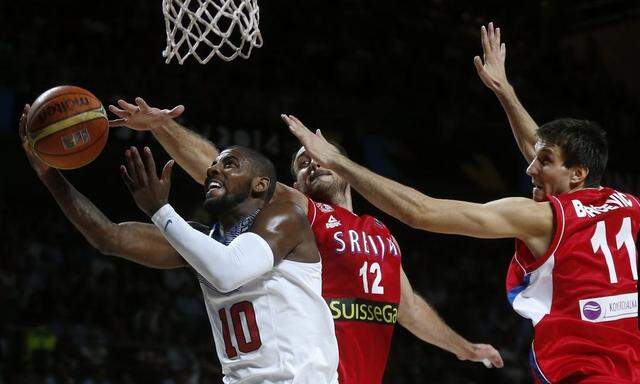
[1,0,639,383]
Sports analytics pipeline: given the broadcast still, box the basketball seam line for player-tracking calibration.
[35,120,109,157]
[28,91,98,121]
[30,106,107,145]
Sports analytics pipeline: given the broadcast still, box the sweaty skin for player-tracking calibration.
[106,98,504,368]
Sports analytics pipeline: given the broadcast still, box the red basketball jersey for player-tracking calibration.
[307,199,402,384]
[506,187,640,383]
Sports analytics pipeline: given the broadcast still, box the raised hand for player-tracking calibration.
[457,343,504,369]
[19,104,52,176]
[281,114,341,169]
[121,146,175,217]
[473,22,508,93]
[108,97,184,131]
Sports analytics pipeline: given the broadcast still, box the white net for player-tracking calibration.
[162,0,262,64]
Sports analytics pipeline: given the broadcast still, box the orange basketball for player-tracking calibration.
[26,86,109,169]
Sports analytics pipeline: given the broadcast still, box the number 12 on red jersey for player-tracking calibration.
[359,261,385,294]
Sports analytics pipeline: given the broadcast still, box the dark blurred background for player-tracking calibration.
[1,0,640,383]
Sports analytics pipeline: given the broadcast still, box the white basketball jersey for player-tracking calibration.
[198,259,339,384]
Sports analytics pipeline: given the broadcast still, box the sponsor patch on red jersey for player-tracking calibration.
[315,202,334,213]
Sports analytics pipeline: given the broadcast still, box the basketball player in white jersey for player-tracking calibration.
[19,105,339,384]
[107,98,504,377]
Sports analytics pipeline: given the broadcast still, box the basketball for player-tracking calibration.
[26,86,109,169]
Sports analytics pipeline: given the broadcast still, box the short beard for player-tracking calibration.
[306,179,348,205]
[203,187,251,217]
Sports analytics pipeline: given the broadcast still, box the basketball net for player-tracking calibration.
[162,0,262,64]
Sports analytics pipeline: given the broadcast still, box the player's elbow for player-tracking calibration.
[215,282,240,293]
[92,237,118,256]
[405,214,432,230]
[396,290,421,328]
[92,224,126,256]
[199,263,244,293]
[396,304,413,328]
[202,265,258,293]
[401,210,421,229]
[92,238,112,255]
[403,205,439,231]
[207,274,242,293]
[396,202,424,229]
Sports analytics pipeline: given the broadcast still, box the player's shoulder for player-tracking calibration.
[360,214,390,230]
[555,186,640,210]
[599,187,640,207]
[272,182,308,213]
[258,200,308,226]
[489,196,551,215]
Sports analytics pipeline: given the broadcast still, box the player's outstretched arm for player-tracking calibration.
[284,115,553,256]
[37,170,183,268]
[397,268,504,368]
[109,98,309,213]
[474,22,538,162]
[109,97,217,185]
[19,105,185,269]
[125,146,316,292]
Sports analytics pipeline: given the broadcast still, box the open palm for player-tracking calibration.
[281,114,340,168]
[109,97,184,131]
[473,22,508,92]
